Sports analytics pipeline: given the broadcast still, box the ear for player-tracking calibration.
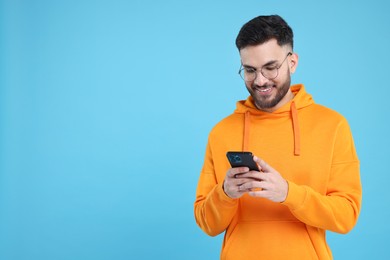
[289,52,299,74]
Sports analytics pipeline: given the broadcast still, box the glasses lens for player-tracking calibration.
[261,67,278,80]
[239,68,256,81]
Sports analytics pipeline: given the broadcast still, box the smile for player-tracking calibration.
[259,87,271,92]
[256,86,273,93]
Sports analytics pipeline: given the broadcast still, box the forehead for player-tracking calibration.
[239,39,287,67]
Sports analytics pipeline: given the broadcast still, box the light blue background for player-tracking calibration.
[1,0,389,259]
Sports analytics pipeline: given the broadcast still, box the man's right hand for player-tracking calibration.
[223,167,253,199]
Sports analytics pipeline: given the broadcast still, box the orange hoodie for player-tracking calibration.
[194,84,362,260]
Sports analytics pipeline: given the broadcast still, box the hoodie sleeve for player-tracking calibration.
[194,142,239,236]
[282,118,362,233]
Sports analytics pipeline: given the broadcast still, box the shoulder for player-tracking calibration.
[304,103,348,123]
[211,113,242,130]
[208,113,243,139]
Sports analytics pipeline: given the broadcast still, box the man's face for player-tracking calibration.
[239,39,297,112]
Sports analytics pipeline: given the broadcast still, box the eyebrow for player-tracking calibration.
[263,60,278,67]
[242,59,278,69]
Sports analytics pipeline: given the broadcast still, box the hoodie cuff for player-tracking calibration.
[281,180,308,211]
[214,182,239,207]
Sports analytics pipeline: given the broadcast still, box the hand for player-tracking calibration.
[223,166,254,199]
[235,156,288,203]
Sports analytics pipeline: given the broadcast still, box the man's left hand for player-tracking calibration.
[235,156,288,203]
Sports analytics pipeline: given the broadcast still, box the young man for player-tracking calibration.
[194,15,362,259]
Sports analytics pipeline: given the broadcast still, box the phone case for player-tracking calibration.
[226,151,259,171]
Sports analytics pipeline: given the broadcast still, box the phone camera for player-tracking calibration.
[229,154,242,164]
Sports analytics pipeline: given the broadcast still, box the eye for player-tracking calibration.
[263,66,277,72]
[244,67,256,73]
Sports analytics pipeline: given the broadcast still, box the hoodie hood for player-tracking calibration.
[234,84,314,156]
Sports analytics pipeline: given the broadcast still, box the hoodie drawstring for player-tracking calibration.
[290,101,301,156]
[242,103,301,156]
[243,111,250,151]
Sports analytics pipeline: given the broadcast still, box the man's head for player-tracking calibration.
[236,15,293,51]
[236,15,298,112]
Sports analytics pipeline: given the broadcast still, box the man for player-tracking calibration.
[194,15,362,259]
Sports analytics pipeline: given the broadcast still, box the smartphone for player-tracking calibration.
[226,151,259,171]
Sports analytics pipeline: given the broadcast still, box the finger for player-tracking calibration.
[237,182,252,194]
[224,175,253,195]
[253,156,275,173]
[235,170,262,181]
[227,167,250,178]
[239,179,266,192]
[257,171,269,182]
[248,190,268,197]
[237,184,250,192]
[244,181,270,194]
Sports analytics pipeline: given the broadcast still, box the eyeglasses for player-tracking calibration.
[238,52,292,82]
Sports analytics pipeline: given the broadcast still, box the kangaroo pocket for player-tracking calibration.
[222,221,319,260]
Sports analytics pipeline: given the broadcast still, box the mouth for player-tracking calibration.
[254,86,274,95]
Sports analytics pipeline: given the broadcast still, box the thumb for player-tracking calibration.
[253,156,274,173]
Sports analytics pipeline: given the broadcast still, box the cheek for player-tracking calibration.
[245,81,253,90]
[276,69,291,85]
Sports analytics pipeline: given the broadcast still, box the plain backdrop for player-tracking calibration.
[1,0,389,259]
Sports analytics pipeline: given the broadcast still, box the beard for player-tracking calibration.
[246,73,291,111]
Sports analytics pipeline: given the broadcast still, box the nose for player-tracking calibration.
[254,71,269,86]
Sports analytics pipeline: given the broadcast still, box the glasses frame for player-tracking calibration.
[238,52,292,82]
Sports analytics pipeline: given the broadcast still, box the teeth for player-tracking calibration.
[259,87,271,92]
